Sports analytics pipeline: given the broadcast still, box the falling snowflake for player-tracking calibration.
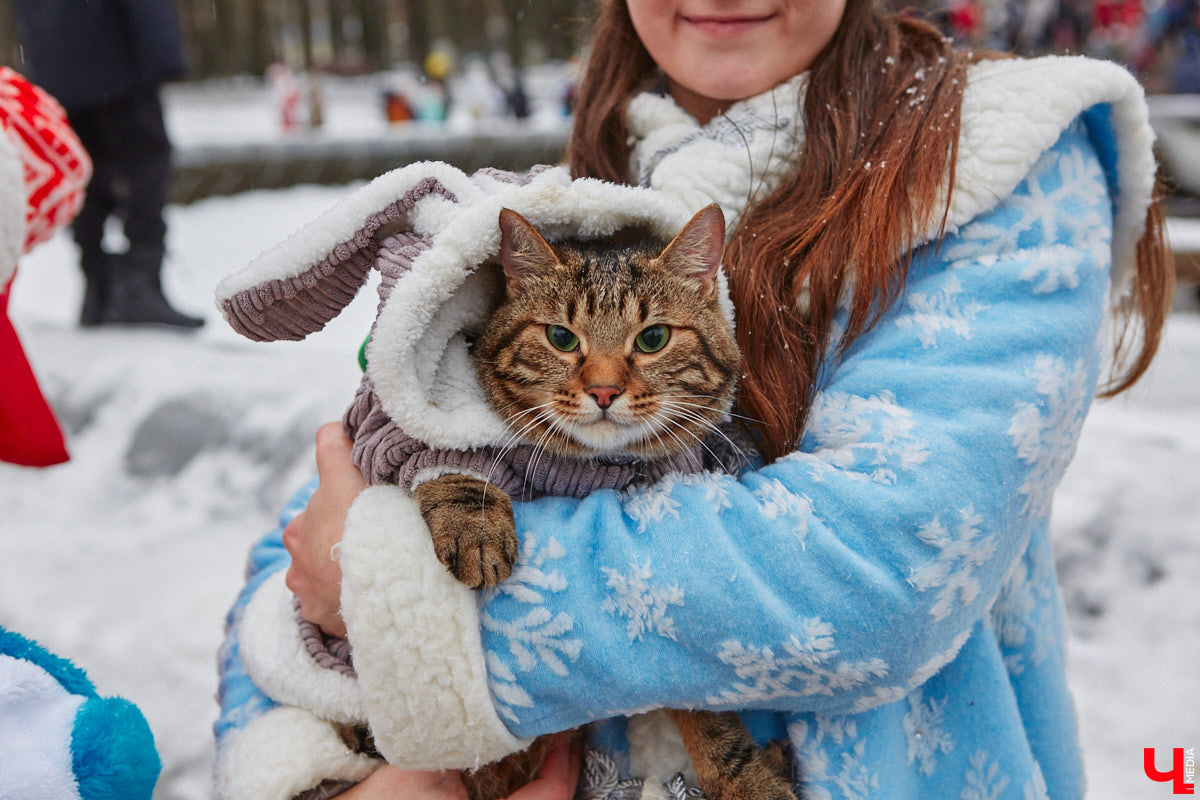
[961,751,1011,800]
[1008,355,1090,520]
[707,619,889,706]
[903,689,956,777]
[798,391,930,484]
[909,504,999,621]
[895,275,988,348]
[600,559,685,642]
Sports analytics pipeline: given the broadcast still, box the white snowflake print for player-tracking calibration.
[832,740,881,800]
[909,505,999,621]
[600,559,685,642]
[486,653,533,724]
[989,536,1059,675]
[961,751,1011,800]
[943,128,1109,292]
[752,478,814,547]
[485,532,568,605]
[851,685,907,713]
[623,480,682,532]
[674,471,735,514]
[895,275,988,348]
[789,715,863,800]
[621,472,735,533]
[1023,761,1050,800]
[904,689,956,777]
[908,628,973,688]
[707,619,888,706]
[797,390,930,484]
[481,532,582,724]
[1008,355,1090,520]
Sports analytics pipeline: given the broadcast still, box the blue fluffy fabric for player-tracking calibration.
[0,626,94,698]
[0,625,160,800]
[72,696,161,800]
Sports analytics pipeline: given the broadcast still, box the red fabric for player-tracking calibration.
[0,274,69,466]
[0,69,91,466]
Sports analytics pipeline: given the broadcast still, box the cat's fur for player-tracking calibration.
[411,206,797,800]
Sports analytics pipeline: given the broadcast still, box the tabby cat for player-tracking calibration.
[411,205,798,800]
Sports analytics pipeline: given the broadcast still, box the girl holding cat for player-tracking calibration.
[220,0,1173,798]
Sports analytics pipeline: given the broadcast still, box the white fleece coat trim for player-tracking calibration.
[213,706,379,800]
[0,654,84,800]
[239,571,366,722]
[0,127,26,285]
[337,484,532,770]
[625,55,1155,296]
[948,56,1154,292]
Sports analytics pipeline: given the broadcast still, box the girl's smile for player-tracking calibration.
[628,1,847,123]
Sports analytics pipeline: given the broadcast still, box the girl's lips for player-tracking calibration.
[681,13,776,35]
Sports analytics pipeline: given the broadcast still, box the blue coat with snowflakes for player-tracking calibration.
[213,56,1160,800]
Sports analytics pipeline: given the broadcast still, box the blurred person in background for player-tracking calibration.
[13,0,204,329]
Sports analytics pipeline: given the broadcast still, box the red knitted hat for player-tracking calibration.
[0,67,92,467]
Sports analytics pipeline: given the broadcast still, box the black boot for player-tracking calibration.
[100,245,204,328]
[79,251,111,327]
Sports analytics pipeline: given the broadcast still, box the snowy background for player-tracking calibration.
[1,80,1198,799]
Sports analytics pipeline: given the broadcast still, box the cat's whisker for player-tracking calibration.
[483,402,559,496]
[653,409,725,471]
[658,401,749,465]
[523,413,564,501]
[661,394,763,425]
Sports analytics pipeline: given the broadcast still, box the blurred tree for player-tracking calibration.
[359,0,389,68]
[404,0,432,70]
[2,1,18,67]
[2,0,598,79]
[297,0,316,68]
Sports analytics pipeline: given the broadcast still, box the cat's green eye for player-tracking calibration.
[546,325,580,352]
[635,325,670,353]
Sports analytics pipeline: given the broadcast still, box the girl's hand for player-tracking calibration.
[334,739,582,799]
[282,422,365,638]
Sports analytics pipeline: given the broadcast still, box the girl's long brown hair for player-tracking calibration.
[569,0,1174,464]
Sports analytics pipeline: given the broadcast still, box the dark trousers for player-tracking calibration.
[67,85,172,256]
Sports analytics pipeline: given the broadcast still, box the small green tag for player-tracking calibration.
[358,335,369,372]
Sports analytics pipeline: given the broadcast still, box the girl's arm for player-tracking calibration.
[332,123,1119,762]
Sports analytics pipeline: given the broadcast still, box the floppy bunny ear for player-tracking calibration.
[656,203,725,300]
[220,244,380,342]
[218,176,459,342]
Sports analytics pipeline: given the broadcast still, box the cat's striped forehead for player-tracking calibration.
[545,238,680,320]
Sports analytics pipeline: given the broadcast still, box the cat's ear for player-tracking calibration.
[657,204,725,298]
[499,208,560,288]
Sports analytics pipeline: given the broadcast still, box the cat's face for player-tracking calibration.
[473,205,739,460]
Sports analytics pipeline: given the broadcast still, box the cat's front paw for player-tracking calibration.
[414,474,518,589]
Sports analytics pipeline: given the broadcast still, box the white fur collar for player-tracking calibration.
[625,55,1155,295]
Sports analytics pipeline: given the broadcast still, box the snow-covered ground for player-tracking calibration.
[2,179,1198,800]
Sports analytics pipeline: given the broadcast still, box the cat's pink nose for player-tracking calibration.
[587,385,623,409]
